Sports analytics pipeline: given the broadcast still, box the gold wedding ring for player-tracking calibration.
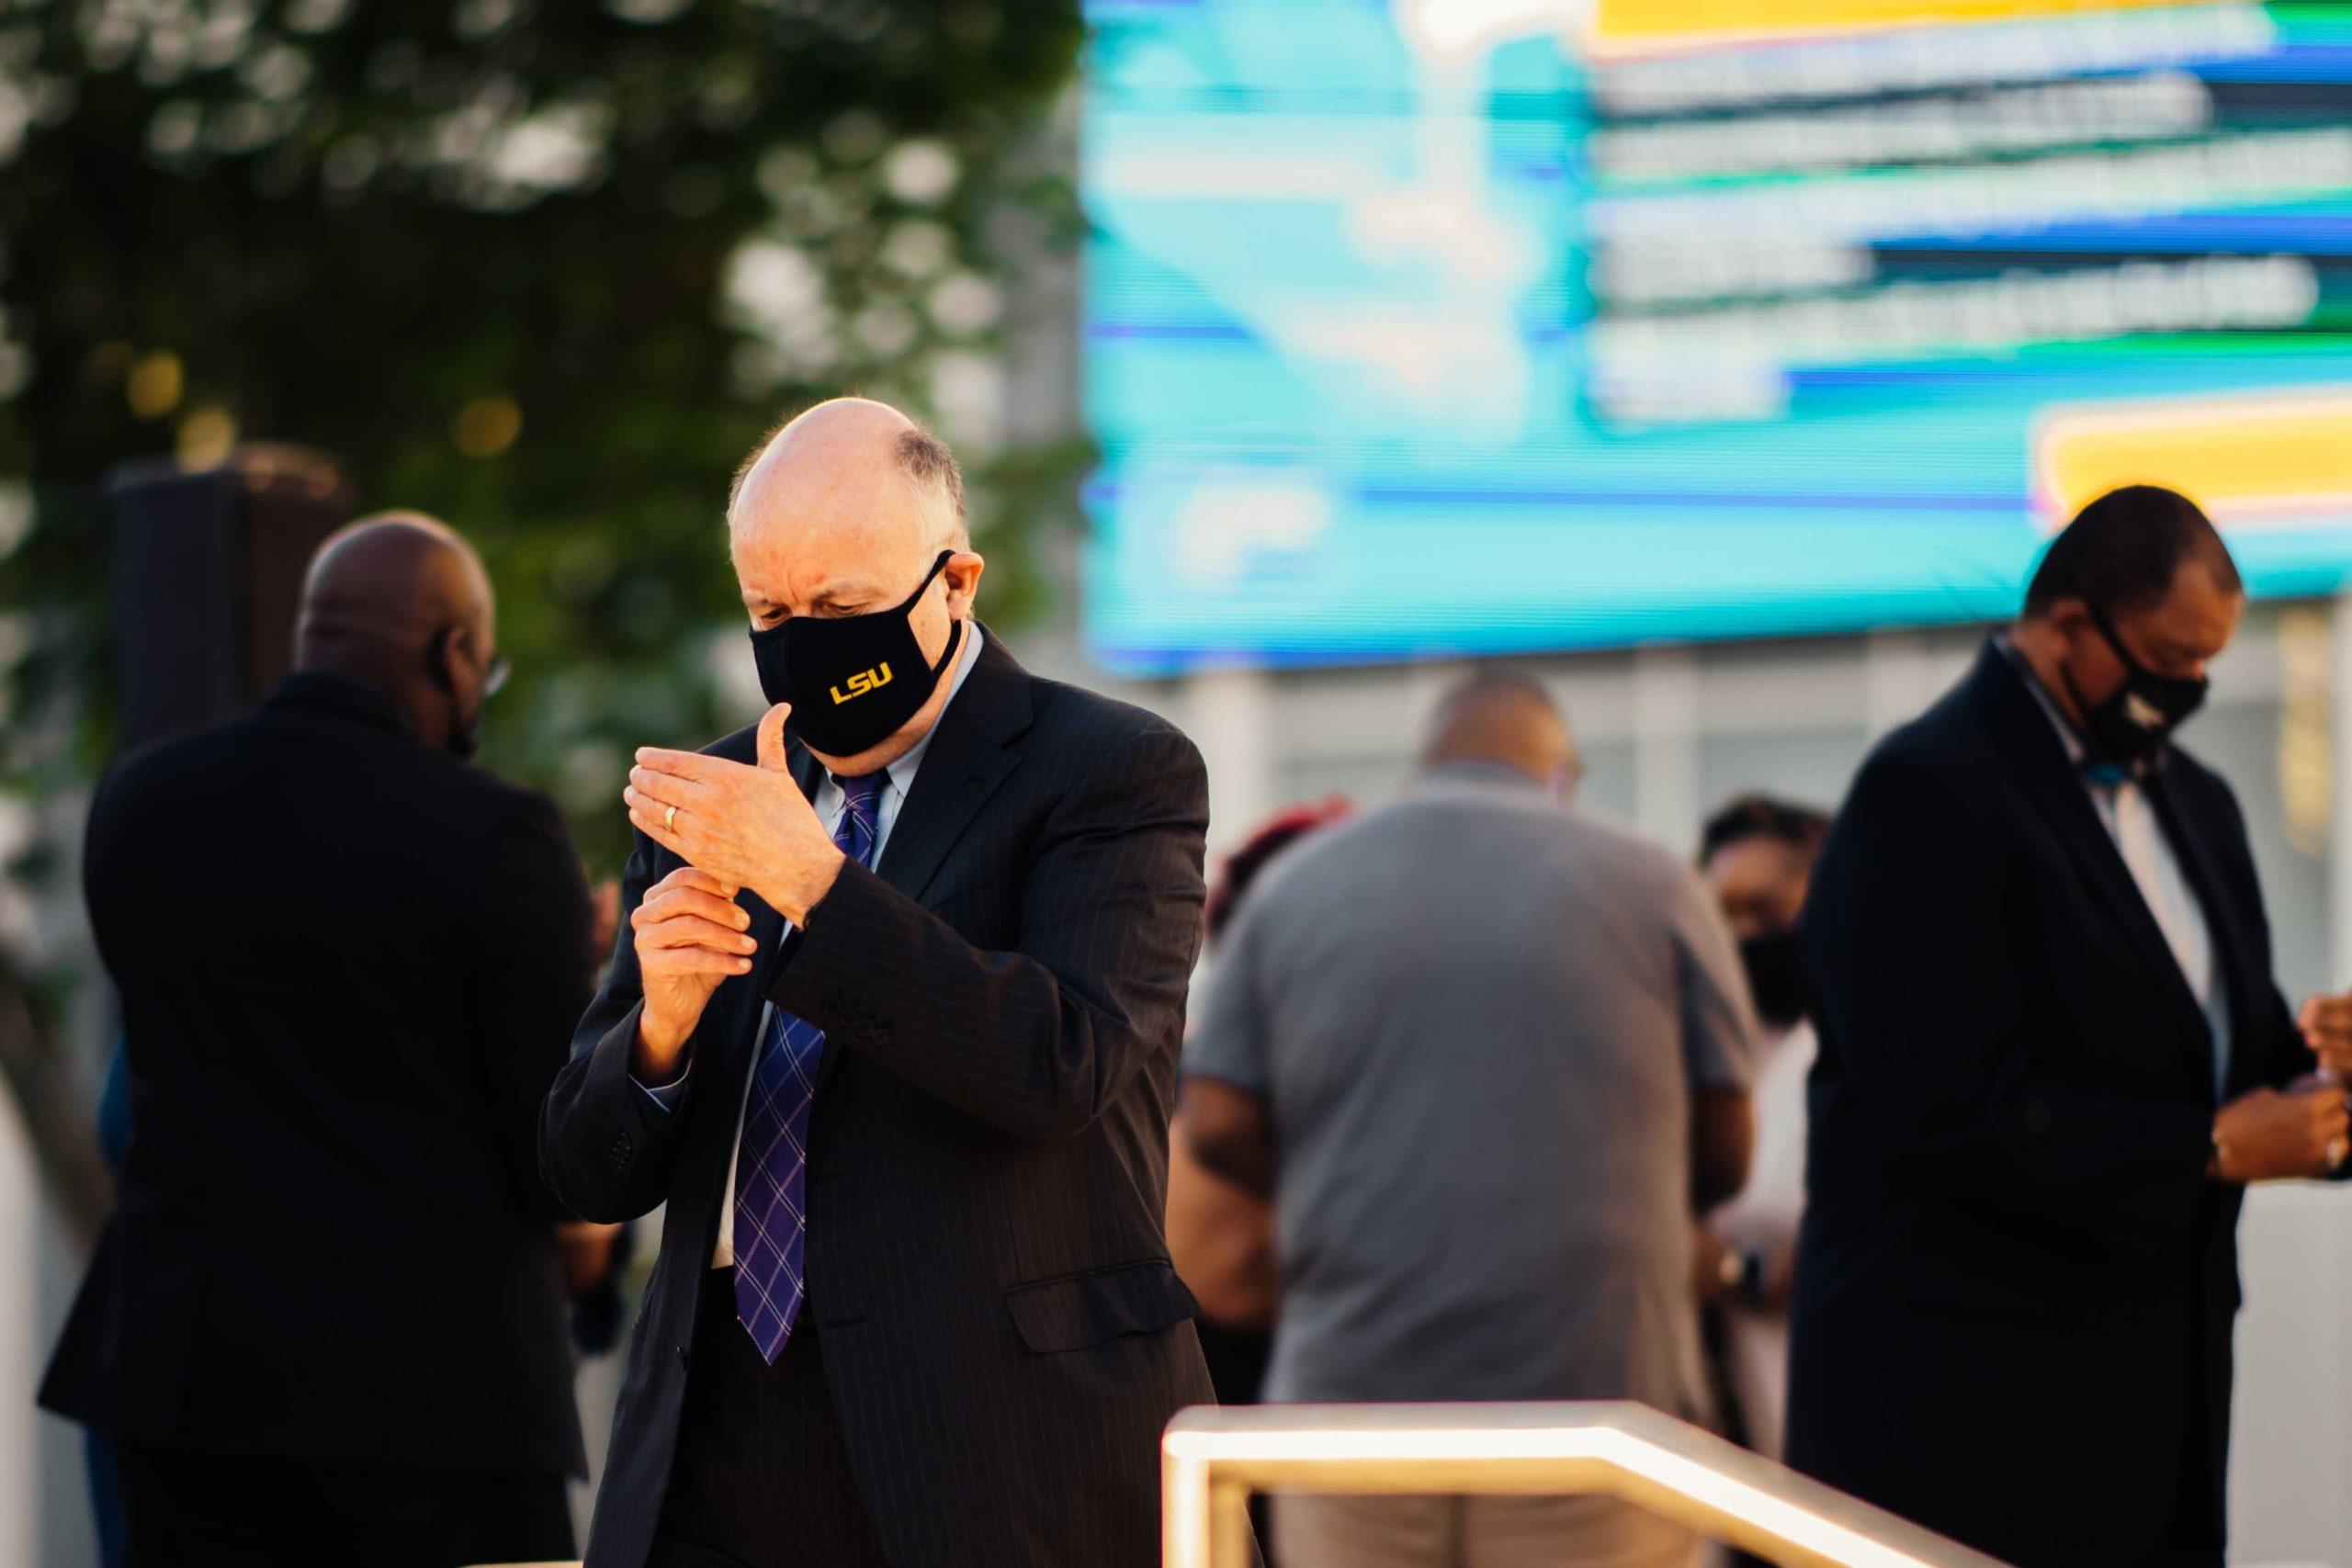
[664,804,678,834]
[2330,1136,2348,1171]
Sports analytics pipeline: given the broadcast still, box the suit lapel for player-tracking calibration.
[788,743,827,820]
[875,629,1035,903]
[811,629,1035,1094]
[1974,645,2212,1072]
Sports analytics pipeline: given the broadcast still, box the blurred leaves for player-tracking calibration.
[0,0,1085,868]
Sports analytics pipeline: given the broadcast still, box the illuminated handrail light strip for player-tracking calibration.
[1167,1427,1897,1559]
[1163,1403,2010,1568]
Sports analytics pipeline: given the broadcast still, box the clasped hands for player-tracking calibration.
[620,704,843,1079]
[2209,991,2352,1183]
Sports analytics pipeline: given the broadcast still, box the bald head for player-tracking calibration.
[295,512,499,753]
[729,398,967,560]
[1420,671,1577,785]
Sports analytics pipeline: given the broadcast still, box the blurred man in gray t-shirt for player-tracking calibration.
[1182,672,1759,1568]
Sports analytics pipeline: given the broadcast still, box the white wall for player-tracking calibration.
[0,1100,34,1568]
[2233,1183,2352,1568]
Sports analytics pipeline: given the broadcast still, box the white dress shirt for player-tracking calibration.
[2008,643,2232,1096]
[640,624,984,1267]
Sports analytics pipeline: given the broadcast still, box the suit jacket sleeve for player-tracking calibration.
[471,790,598,1220]
[2205,773,2321,1098]
[539,831,702,1222]
[771,724,1210,1142]
[2198,775,2352,1180]
[1808,751,2213,1257]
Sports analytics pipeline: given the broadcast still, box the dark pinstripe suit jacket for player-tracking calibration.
[541,633,1216,1568]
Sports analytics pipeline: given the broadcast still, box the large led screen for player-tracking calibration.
[1080,0,2352,669]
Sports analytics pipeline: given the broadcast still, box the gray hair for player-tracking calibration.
[895,423,969,552]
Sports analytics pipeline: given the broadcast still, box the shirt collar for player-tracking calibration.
[1416,760,1553,796]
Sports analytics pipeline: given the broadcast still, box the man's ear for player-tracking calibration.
[944,550,985,615]
[427,624,461,694]
[2045,597,2095,654]
[430,622,485,694]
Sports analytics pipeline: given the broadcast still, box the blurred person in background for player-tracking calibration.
[1690,795,1829,1461]
[542,399,1215,1568]
[1169,796,1351,1410]
[84,1043,134,1568]
[1182,671,1758,1568]
[1790,486,2352,1568]
[40,513,599,1566]
[563,877,636,1358]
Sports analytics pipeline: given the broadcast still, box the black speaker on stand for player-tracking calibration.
[105,446,352,751]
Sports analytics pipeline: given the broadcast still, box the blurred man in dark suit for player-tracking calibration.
[41,513,596,1567]
[541,398,1214,1568]
[1790,486,2352,1568]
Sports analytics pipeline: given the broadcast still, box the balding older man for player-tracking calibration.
[542,400,1216,1568]
[42,514,597,1566]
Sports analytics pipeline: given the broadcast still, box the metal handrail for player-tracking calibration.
[1163,1402,2013,1568]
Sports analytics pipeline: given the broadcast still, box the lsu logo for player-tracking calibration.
[831,662,893,705]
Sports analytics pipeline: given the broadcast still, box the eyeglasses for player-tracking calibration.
[483,653,512,699]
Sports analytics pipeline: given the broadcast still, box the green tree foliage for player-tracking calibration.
[0,0,1083,868]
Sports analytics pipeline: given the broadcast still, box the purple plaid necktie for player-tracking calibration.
[734,771,881,1362]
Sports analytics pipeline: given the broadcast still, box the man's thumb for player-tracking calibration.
[757,703,792,771]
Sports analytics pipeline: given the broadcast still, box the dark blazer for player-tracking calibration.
[541,633,1216,1568]
[41,673,595,1476]
[1787,642,2313,1567]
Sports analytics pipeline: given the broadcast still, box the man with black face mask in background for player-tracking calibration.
[1692,795,1829,1462]
[1788,486,2352,1568]
[541,399,1216,1568]
[42,513,597,1566]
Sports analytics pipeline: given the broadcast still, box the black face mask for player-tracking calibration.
[2065,604,2208,768]
[750,550,965,758]
[1739,930,1808,1031]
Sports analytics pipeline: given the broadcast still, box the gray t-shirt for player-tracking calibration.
[1185,768,1758,1416]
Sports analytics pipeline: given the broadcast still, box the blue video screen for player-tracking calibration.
[1079,0,2352,670]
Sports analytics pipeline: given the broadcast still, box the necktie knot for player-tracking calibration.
[831,773,882,863]
[833,771,882,816]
